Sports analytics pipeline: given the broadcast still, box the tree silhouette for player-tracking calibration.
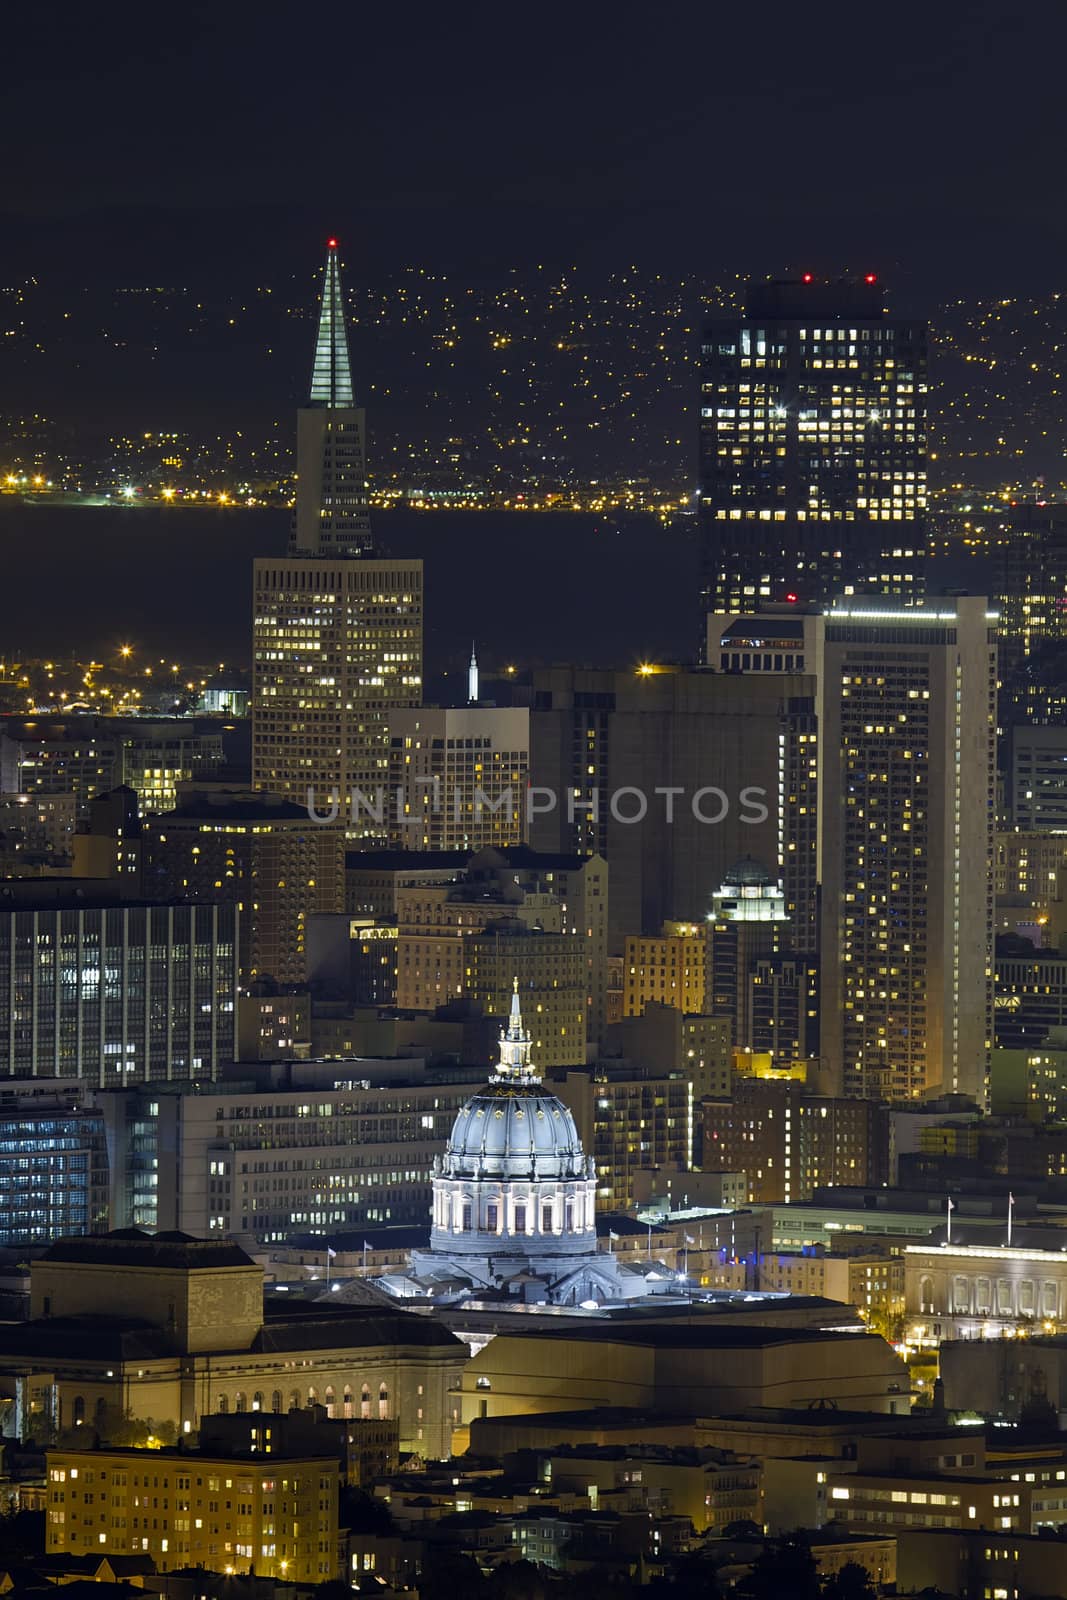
[735,1533,820,1600]
[823,1560,878,1600]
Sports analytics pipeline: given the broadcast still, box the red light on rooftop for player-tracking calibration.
[864,272,877,284]
[327,237,338,249]
[785,591,799,603]
[801,273,813,284]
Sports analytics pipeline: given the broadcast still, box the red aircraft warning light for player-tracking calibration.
[864,272,878,284]
[801,273,814,284]
[328,237,338,249]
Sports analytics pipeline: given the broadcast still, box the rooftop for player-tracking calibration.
[39,1229,257,1270]
[490,1321,876,1350]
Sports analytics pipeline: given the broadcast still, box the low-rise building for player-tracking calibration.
[46,1433,339,1582]
[459,1323,909,1429]
[542,1442,762,1534]
[759,1252,905,1338]
[0,1230,467,1457]
[897,1527,1067,1599]
[99,1059,480,1237]
[905,1241,1067,1344]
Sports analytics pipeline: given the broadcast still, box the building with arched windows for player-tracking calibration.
[0,1229,466,1458]
[904,1241,1067,1346]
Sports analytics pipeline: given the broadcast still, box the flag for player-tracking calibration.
[685,1234,696,1245]
[609,1231,620,1241]
[946,1198,954,1211]
[327,1247,337,1259]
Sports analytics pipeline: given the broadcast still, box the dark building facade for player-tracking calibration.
[526,665,818,953]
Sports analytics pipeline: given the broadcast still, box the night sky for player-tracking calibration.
[4,1,1067,288]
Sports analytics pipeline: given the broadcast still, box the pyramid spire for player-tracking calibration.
[309,239,355,407]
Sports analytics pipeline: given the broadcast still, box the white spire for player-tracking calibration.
[492,976,540,1084]
[468,642,479,705]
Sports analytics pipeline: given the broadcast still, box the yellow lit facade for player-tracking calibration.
[251,559,423,842]
[820,600,996,1103]
[624,923,707,1017]
[46,1445,338,1583]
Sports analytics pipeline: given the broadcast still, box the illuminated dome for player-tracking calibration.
[424,981,597,1263]
[396,981,650,1307]
[441,1085,588,1181]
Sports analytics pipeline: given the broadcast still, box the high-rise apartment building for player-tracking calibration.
[820,598,996,1102]
[142,784,345,985]
[386,705,529,850]
[702,1077,890,1204]
[713,598,996,1100]
[252,245,422,837]
[706,858,812,1061]
[699,276,927,622]
[0,881,238,1082]
[552,1065,697,1212]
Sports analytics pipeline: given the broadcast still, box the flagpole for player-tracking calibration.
[947,1196,953,1246]
[1007,1193,1014,1249]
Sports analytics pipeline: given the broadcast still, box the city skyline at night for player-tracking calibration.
[5,6,1067,1595]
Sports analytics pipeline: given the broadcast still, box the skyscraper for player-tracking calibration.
[820,597,996,1103]
[712,598,996,1102]
[252,244,423,836]
[990,502,1067,724]
[291,239,371,557]
[699,276,927,624]
[706,857,812,1063]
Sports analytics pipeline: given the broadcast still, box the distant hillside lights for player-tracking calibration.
[306,783,771,829]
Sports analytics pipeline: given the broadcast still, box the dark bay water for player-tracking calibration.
[0,503,700,678]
